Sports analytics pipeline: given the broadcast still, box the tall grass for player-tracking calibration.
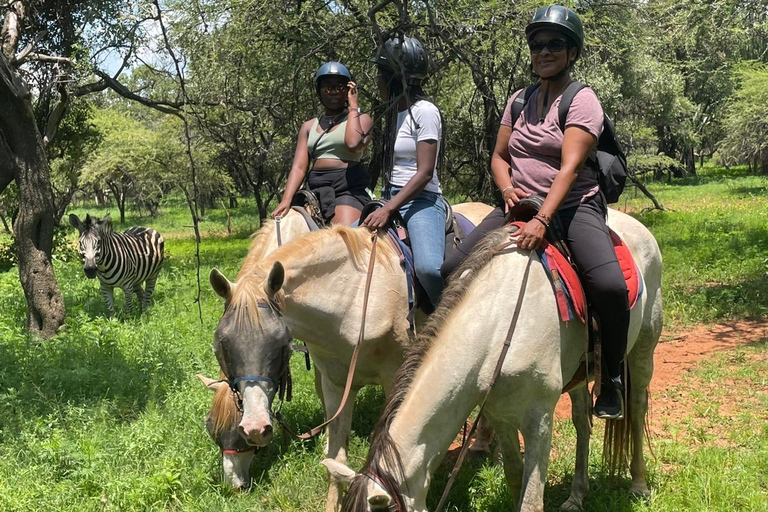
[0,169,765,510]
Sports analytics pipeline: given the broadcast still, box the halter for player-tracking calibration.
[216,299,293,415]
[363,469,406,512]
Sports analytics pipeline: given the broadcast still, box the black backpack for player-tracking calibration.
[511,81,628,204]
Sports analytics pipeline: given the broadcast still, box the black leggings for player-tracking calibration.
[442,197,629,381]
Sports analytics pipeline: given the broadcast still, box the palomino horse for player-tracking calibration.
[324,209,663,512]
[198,208,313,489]
[208,203,492,510]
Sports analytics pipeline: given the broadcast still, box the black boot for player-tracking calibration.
[594,375,624,420]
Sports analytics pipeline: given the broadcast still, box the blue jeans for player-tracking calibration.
[384,187,447,308]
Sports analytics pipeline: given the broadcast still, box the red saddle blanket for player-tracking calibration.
[511,222,642,323]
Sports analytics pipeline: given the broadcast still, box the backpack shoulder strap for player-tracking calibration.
[511,84,541,126]
[557,81,588,130]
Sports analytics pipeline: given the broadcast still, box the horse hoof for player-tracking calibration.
[560,496,583,511]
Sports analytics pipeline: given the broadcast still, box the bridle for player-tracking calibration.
[433,231,532,512]
[363,468,406,512]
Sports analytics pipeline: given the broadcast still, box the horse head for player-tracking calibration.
[197,374,255,489]
[210,263,292,448]
[323,458,412,512]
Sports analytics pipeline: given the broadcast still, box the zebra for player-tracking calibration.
[69,213,164,316]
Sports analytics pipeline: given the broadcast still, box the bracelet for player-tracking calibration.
[501,185,515,193]
[532,214,551,228]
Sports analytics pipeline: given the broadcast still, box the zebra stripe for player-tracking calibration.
[71,214,164,315]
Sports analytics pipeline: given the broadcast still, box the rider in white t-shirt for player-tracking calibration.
[363,36,447,312]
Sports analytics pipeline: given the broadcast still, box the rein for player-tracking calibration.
[434,234,533,512]
[276,232,380,440]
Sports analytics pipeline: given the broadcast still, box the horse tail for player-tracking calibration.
[602,361,632,476]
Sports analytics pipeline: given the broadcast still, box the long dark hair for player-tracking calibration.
[378,68,445,193]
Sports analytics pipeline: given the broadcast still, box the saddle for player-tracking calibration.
[291,189,327,228]
[361,198,476,316]
[507,197,643,393]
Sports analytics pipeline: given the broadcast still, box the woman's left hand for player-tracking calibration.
[516,219,547,251]
[362,206,391,231]
[347,81,359,108]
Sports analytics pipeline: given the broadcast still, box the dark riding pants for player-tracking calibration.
[442,196,629,381]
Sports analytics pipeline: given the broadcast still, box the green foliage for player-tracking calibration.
[0,235,14,271]
[717,61,768,172]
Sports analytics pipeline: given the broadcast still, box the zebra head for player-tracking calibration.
[69,213,111,279]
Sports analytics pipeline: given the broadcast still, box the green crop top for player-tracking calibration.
[307,116,362,164]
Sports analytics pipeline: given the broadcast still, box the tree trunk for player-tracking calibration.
[762,149,768,175]
[0,211,9,232]
[0,52,66,337]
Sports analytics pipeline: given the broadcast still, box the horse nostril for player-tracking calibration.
[262,424,273,437]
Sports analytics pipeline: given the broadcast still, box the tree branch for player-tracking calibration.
[11,29,46,64]
[1,1,26,59]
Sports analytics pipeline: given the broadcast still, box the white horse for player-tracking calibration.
[208,203,493,511]
[198,208,313,489]
[324,209,663,512]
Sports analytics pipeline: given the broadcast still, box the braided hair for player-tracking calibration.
[378,68,445,193]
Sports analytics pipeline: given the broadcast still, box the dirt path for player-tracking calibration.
[448,320,767,453]
[554,319,768,424]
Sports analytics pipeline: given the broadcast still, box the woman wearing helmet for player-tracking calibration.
[442,6,628,419]
[362,36,447,312]
[271,61,373,224]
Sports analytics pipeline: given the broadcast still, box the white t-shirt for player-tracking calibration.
[390,100,442,194]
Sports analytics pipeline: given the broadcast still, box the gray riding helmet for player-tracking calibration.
[525,5,584,57]
[314,62,352,94]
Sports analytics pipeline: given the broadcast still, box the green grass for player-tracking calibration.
[620,165,768,328]
[0,169,766,510]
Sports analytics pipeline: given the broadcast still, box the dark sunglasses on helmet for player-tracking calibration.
[528,38,568,54]
[320,83,348,94]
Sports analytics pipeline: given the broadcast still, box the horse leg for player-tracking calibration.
[470,413,495,454]
[626,342,656,497]
[561,387,592,511]
[321,376,359,512]
[314,366,326,411]
[494,426,524,507]
[518,403,556,512]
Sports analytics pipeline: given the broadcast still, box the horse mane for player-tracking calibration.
[209,373,242,436]
[236,218,279,276]
[228,225,396,329]
[343,225,517,510]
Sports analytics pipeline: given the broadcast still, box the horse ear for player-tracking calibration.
[210,268,233,301]
[265,261,284,298]
[321,459,358,485]
[69,214,82,230]
[196,374,226,392]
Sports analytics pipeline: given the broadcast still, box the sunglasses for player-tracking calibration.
[528,39,568,54]
[320,83,348,94]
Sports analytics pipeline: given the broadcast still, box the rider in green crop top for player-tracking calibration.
[272,62,373,225]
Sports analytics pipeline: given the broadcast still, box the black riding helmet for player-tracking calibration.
[370,36,429,83]
[525,5,584,58]
[314,62,352,94]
